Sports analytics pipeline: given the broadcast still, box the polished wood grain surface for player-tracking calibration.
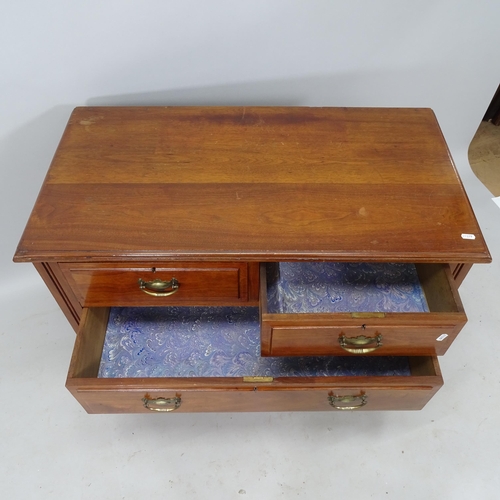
[66,307,442,413]
[33,262,81,331]
[67,383,442,413]
[60,261,257,307]
[260,263,467,357]
[15,107,486,413]
[14,106,490,264]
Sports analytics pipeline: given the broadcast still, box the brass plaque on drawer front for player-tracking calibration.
[350,312,386,319]
[243,376,274,383]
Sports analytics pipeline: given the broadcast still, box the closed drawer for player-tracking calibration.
[60,262,259,306]
[66,307,442,413]
[260,262,466,357]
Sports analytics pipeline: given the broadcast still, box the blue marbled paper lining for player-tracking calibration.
[266,262,429,314]
[98,306,411,378]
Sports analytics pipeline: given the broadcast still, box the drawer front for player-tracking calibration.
[60,262,258,306]
[67,377,442,414]
[66,308,442,414]
[262,319,465,357]
[260,263,467,357]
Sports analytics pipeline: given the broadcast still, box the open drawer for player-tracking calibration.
[66,307,442,413]
[260,262,466,357]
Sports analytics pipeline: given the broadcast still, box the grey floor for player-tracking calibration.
[1,149,499,499]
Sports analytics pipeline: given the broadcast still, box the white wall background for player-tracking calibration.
[1,2,500,499]
[2,1,499,284]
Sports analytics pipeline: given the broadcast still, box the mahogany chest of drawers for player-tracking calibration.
[14,106,490,413]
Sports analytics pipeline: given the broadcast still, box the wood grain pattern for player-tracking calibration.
[66,307,442,413]
[450,262,473,287]
[67,308,110,378]
[260,263,466,357]
[14,107,488,413]
[66,382,442,413]
[14,106,490,264]
[60,261,256,306]
[33,262,82,332]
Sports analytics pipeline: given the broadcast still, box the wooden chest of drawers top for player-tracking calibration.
[14,106,490,264]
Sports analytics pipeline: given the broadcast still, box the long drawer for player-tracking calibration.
[66,307,442,413]
[60,262,259,306]
[260,263,466,357]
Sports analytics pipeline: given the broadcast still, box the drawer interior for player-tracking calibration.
[265,262,461,314]
[67,307,442,413]
[97,306,413,378]
[69,307,443,380]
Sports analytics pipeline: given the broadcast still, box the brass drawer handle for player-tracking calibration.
[142,396,181,412]
[339,333,382,354]
[328,394,367,410]
[138,277,179,297]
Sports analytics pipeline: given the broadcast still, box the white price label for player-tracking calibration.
[461,233,476,240]
[436,334,448,342]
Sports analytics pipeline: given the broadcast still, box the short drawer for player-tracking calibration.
[60,262,259,306]
[260,262,466,357]
[66,307,442,413]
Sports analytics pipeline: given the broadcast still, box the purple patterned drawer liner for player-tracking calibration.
[266,262,429,314]
[98,306,411,378]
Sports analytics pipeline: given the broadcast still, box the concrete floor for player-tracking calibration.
[1,148,499,499]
